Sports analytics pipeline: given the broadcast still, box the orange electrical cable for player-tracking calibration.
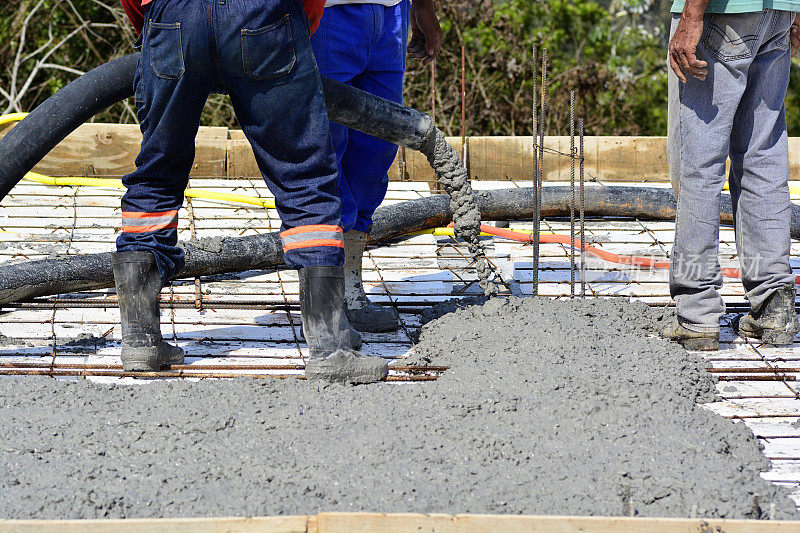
[461,223,800,285]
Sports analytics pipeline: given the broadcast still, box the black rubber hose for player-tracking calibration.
[0,185,794,306]
[321,76,433,150]
[0,54,140,201]
[0,53,434,202]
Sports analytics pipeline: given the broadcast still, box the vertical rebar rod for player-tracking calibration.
[430,60,438,191]
[461,45,467,164]
[534,49,547,296]
[531,43,538,295]
[569,90,576,299]
[398,146,406,181]
[579,117,586,298]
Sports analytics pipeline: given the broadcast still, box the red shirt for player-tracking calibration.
[120,0,325,35]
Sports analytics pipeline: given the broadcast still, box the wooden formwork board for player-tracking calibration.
[0,121,772,182]
[7,120,800,183]
[2,513,800,532]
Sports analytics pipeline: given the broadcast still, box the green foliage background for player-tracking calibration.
[0,0,795,136]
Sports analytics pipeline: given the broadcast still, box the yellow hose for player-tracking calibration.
[25,172,122,188]
[0,112,28,127]
[22,171,277,209]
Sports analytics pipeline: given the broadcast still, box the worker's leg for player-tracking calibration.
[215,0,387,382]
[117,0,214,282]
[729,9,798,343]
[216,0,342,268]
[343,1,409,233]
[310,4,373,232]
[311,2,408,332]
[115,0,214,370]
[667,12,759,335]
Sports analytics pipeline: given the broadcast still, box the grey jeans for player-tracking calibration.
[668,9,796,332]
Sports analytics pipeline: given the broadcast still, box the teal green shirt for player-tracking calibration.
[671,0,800,13]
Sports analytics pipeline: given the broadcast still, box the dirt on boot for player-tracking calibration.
[736,284,800,345]
[304,348,389,384]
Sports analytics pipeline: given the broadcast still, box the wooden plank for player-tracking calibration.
[592,137,668,182]
[227,137,259,178]
[385,136,669,182]
[467,136,569,181]
[3,514,800,533]
[26,124,227,178]
[11,125,800,182]
[315,513,800,532]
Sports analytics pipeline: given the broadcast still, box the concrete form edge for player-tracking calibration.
[1,513,800,532]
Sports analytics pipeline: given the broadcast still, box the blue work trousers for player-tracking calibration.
[118,0,344,282]
[310,1,409,233]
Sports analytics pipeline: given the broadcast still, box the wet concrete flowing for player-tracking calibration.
[0,297,795,519]
[420,129,501,296]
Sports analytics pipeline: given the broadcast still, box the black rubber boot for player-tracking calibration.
[112,251,184,372]
[734,283,799,345]
[662,319,719,351]
[297,319,362,350]
[300,266,388,384]
[344,230,400,333]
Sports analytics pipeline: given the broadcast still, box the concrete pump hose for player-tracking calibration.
[0,53,435,202]
[0,53,500,295]
[1,185,798,306]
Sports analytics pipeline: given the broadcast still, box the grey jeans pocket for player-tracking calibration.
[241,15,296,81]
[772,10,794,51]
[149,22,185,80]
[703,12,767,61]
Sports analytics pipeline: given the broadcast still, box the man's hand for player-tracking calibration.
[792,13,800,57]
[668,11,708,82]
[408,0,441,66]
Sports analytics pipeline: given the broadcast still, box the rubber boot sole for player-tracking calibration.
[305,349,389,384]
[122,343,185,372]
[736,317,799,346]
[679,337,719,351]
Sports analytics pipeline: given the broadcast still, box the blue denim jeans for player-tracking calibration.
[667,9,797,332]
[118,0,343,282]
[310,1,409,233]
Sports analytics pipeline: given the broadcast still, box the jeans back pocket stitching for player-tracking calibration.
[241,15,296,81]
[149,22,184,80]
[771,10,792,50]
[703,12,767,61]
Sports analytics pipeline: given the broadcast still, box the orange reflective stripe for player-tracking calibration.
[122,220,179,233]
[283,239,345,252]
[280,224,342,237]
[121,210,179,219]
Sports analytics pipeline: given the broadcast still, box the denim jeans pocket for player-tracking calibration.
[148,22,184,80]
[772,10,794,51]
[241,15,296,81]
[703,12,767,61]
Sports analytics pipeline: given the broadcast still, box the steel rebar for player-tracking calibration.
[533,49,547,296]
[531,43,538,296]
[579,117,586,297]
[0,361,449,372]
[0,368,440,381]
[461,44,467,164]
[569,90,576,299]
